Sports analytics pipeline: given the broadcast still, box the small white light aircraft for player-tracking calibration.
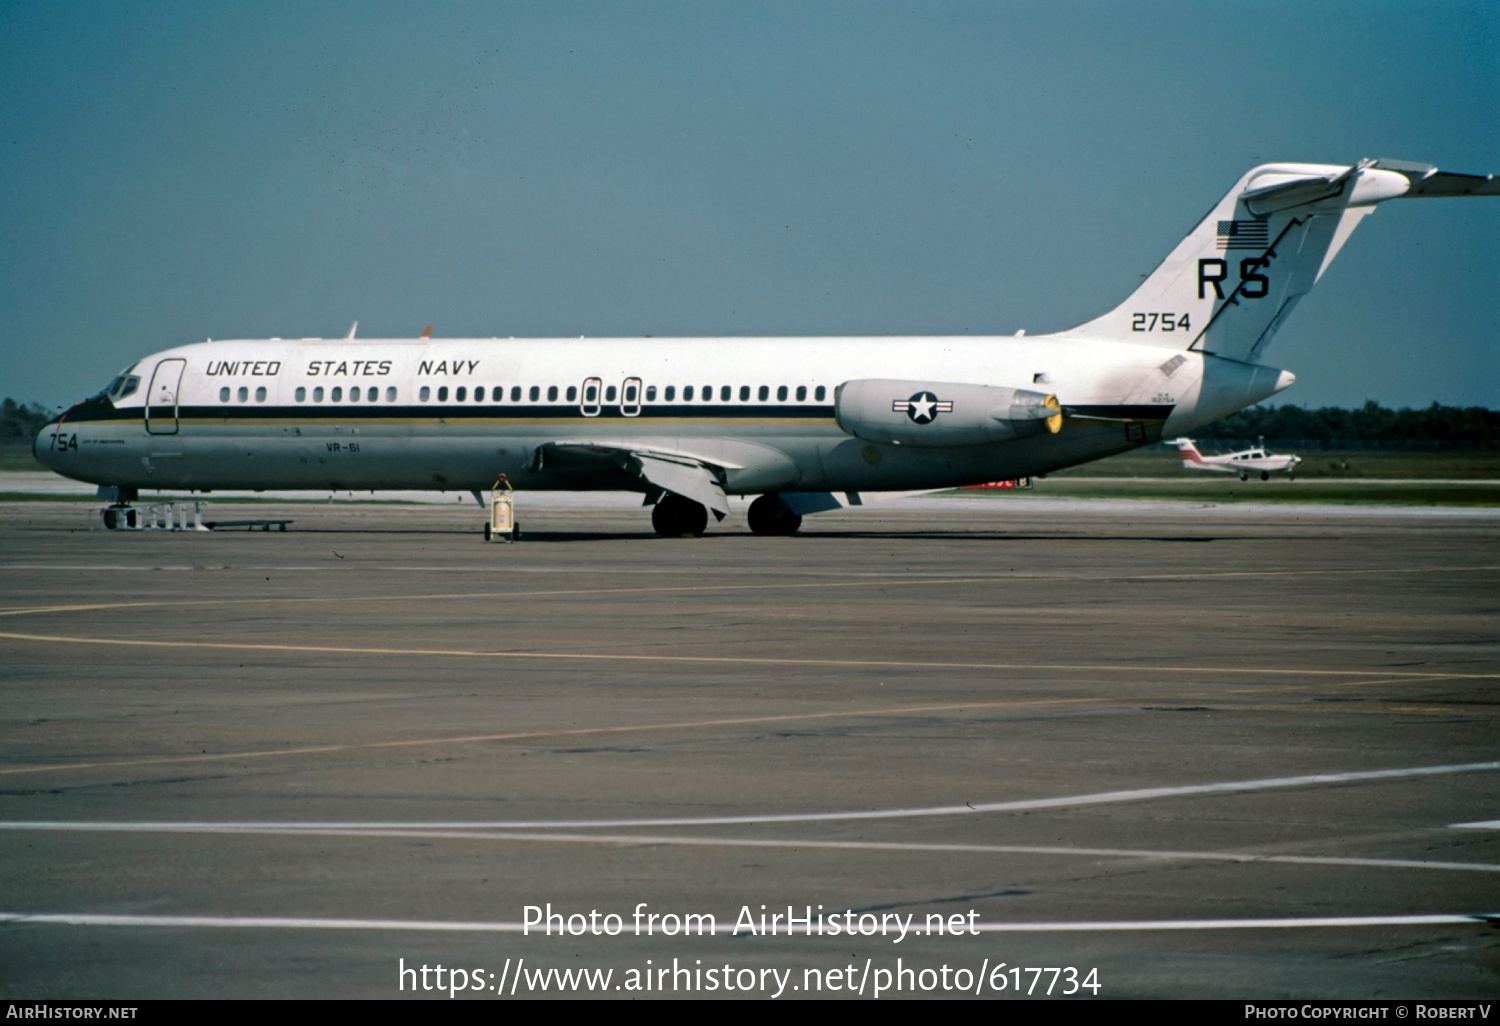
[35,158,1496,534]
[1172,438,1301,481]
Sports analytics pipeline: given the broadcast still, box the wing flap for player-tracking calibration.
[632,454,730,516]
[532,440,731,516]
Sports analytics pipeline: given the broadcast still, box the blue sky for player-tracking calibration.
[1,1,1495,410]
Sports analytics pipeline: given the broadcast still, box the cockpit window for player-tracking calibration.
[98,373,141,402]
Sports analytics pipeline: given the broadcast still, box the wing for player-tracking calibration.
[531,438,803,519]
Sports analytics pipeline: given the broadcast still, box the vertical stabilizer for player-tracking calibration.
[1172,438,1207,467]
[1063,160,1498,362]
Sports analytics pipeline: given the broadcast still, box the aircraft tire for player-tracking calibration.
[1238,472,1248,482]
[652,495,708,537]
[747,494,803,536]
[1261,471,1270,481]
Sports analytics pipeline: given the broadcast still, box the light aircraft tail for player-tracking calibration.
[1067,160,1498,362]
[1171,437,1207,466]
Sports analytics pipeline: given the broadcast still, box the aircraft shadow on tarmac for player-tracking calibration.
[221,526,1251,543]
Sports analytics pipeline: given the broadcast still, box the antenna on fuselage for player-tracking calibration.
[345,321,358,339]
[420,325,433,339]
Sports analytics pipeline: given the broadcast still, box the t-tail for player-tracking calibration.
[1064,160,1498,362]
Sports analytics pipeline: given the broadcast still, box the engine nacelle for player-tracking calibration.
[835,379,1061,447]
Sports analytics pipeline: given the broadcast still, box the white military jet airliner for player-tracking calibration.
[1172,438,1302,481]
[35,158,1497,535]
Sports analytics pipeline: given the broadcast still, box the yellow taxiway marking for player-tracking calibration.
[0,629,1492,681]
[0,671,1471,779]
[0,564,1495,622]
[0,695,1113,776]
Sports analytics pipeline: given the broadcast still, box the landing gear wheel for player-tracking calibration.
[652,495,709,537]
[102,506,137,530]
[1260,471,1270,481]
[1238,472,1248,482]
[747,494,803,536]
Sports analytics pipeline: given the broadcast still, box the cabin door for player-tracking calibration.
[620,377,642,417]
[145,359,186,435]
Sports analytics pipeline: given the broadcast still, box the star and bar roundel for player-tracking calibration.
[892,391,953,424]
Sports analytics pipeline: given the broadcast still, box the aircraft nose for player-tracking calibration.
[33,422,58,470]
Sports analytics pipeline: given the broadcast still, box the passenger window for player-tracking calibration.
[473,386,485,401]
[386,387,397,402]
[456,386,467,402]
[645,385,656,401]
[511,386,521,402]
[624,383,637,403]
[664,385,675,401]
[683,385,693,401]
[220,387,230,402]
[367,386,377,402]
[419,386,429,401]
[331,387,342,402]
[777,385,787,401]
[295,386,306,402]
[547,385,558,401]
[314,386,325,402]
[758,385,768,401]
[566,385,577,402]
[529,385,540,401]
[438,386,448,401]
[350,387,360,402]
[739,386,750,401]
[815,385,826,401]
[796,385,806,401]
[256,386,267,402]
[606,385,617,402]
[585,384,597,402]
[237,386,249,402]
[720,386,731,401]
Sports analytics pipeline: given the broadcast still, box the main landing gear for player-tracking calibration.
[746,494,802,536]
[649,493,803,538]
[651,494,709,537]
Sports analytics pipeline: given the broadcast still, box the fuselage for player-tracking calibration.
[1193,450,1302,474]
[35,333,1293,497]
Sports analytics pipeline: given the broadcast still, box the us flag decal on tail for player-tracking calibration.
[1217,220,1269,250]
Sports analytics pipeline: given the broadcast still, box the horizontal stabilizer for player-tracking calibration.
[1370,159,1500,198]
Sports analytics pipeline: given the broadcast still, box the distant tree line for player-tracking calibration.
[1,398,52,444]
[1196,402,1500,450]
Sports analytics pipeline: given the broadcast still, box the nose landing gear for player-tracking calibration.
[102,505,138,530]
[98,486,140,530]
